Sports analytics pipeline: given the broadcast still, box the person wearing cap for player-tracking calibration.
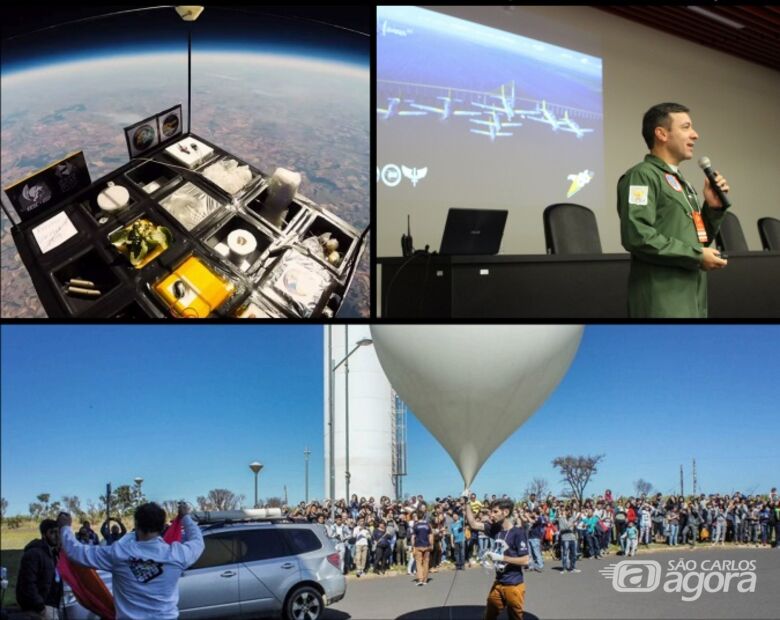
[617,103,731,318]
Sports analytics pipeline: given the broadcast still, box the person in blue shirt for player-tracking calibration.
[463,492,529,620]
[584,508,603,559]
[411,510,433,586]
[527,508,546,572]
[449,512,466,570]
[622,521,639,557]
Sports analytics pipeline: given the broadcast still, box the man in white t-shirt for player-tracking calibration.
[57,502,204,620]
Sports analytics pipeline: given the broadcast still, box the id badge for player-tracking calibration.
[692,211,708,244]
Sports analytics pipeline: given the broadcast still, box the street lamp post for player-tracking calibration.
[304,447,311,504]
[249,461,263,509]
[134,477,144,507]
[327,327,373,513]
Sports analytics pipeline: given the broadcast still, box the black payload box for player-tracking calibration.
[6,132,366,319]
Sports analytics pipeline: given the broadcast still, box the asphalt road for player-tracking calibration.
[324,546,779,619]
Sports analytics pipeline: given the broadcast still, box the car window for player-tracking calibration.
[189,532,236,570]
[235,528,292,562]
[285,528,322,554]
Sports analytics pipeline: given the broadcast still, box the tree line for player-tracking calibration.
[0,488,285,528]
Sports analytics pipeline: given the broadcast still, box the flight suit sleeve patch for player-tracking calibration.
[628,185,649,206]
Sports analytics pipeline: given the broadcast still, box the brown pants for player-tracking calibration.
[484,581,525,620]
[413,546,431,583]
[354,544,368,572]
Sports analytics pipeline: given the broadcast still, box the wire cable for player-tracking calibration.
[382,252,427,318]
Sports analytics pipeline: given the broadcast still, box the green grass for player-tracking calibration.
[1,518,130,611]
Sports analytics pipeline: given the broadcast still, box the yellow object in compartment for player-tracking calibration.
[154,256,234,318]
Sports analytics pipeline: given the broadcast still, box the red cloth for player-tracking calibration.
[58,552,115,620]
[63,515,184,619]
[163,515,183,544]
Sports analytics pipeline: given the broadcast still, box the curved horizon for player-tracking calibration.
[1,43,368,80]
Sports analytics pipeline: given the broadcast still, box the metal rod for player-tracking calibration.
[304,447,311,504]
[187,28,192,133]
[345,326,350,502]
[328,325,335,515]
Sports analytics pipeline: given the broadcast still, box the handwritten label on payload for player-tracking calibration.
[31,211,78,254]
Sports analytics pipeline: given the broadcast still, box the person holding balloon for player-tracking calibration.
[463,491,530,620]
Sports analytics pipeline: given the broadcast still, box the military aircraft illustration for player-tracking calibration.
[524,100,559,130]
[407,91,482,120]
[376,97,428,120]
[471,82,524,122]
[468,111,521,141]
[379,20,412,37]
[558,111,594,139]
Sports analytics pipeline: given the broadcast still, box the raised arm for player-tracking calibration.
[58,513,113,571]
[171,503,204,569]
[462,491,485,532]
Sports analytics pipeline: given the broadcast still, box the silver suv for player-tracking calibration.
[63,519,346,620]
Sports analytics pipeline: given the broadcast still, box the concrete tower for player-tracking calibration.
[324,325,395,501]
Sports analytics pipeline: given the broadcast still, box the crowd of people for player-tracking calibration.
[286,488,780,578]
[9,488,777,619]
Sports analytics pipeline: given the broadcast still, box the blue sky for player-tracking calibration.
[1,325,777,516]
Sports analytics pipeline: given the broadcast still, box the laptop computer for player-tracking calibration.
[439,208,508,256]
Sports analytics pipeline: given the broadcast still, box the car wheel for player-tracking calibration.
[285,585,323,620]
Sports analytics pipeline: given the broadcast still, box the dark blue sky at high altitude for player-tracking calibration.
[1,5,370,74]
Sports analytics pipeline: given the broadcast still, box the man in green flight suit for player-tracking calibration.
[617,103,731,318]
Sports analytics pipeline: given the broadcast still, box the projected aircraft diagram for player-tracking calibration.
[377,80,599,142]
[379,19,413,38]
[469,110,522,141]
[376,97,428,120]
[559,111,595,139]
[407,91,482,120]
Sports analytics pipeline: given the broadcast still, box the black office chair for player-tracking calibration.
[757,217,780,251]
[715,211,749,252]
[543,203,602,255]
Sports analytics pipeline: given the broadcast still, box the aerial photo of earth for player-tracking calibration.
[1,33,369,317]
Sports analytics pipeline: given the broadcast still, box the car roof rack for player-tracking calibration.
[193,508,294,529]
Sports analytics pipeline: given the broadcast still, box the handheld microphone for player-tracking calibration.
[698,156,731,209]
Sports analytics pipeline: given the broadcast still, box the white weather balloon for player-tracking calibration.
[370,325,583,488]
